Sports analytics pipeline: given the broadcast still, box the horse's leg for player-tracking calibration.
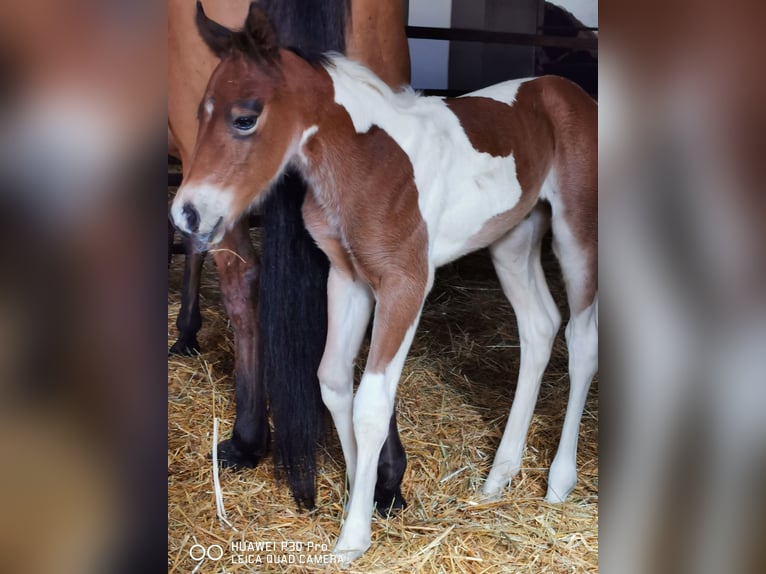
[169,236,205,356]
[374,411,407,515]
[545,298,597,501]
[545,208,598,503]
[316,269,407,516]
[211,219,269,467]
[305,195,407,515]
[167,218,174,266]
[317,267,374,492]
[482,207,562,498]
[333,274,428,562]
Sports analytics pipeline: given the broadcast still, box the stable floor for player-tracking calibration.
[168,228,598,573]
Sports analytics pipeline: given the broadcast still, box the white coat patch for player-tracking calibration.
[171,181,233,244]
[326,57,534,267]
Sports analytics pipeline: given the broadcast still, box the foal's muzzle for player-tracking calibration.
[180,202,200,233]
[170,202,224,251]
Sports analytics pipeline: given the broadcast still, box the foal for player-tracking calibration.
[171,9,597,563]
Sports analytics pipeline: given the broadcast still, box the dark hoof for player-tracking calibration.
[374,487,407,517]
[213,439,265,470]
[169,336,201,356]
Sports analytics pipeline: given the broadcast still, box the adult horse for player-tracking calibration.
[168,0,411,509]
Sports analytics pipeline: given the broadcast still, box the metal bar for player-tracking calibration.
[420,88,466,98]
[538,25,598,32]
[405,25,598,51]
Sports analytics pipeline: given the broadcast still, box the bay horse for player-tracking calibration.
[168,0,411,510]
[172,7,598,562]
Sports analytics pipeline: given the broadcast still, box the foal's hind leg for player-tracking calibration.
[545,298,597,502]
[545,214,598,502]
[483,207,561,498]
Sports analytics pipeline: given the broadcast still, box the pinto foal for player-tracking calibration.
[171,9,597,563]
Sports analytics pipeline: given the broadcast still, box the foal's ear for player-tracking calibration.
[243,2,280,60]
[195,1,233,59]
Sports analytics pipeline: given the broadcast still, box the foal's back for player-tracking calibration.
[327,62,596,268]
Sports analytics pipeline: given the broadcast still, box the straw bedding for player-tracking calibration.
[168,221,598,573]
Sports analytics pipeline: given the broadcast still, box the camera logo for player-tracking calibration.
[189,543,224,561]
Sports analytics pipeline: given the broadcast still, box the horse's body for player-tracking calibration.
[172,7,597,563]
[168,0,410,509]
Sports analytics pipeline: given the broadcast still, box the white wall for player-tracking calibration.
[550,0,598,27]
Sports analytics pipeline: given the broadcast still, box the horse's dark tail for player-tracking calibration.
[259,170,329,509]
[258,0,349,510]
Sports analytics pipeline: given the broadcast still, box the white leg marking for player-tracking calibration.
[482,211,561,498]
[545,299,598,502]
[542,188,598,502]
[317,268,374,493]
[333,319,421,563]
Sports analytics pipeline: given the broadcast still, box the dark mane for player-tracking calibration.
[260,0,349,53]
[229,31,280,66]
[286,46,333,68]
[208,1,348,70]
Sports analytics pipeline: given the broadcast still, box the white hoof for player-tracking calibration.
[479,482,504,502]
[544,488,569,503]
[545,461,577,503]
[482,465,518,499]
[332,539,370,565]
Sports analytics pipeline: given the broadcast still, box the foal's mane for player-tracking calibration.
[286,46,334,69]
[321,54,420,109]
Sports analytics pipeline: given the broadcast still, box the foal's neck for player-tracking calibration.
[298,109,422,274]
[297,60,416,214]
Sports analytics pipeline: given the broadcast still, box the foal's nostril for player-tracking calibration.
[182,203,200,233]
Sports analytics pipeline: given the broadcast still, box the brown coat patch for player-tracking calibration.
[297,73,429,371]
[446,88,557,251]
[447,79,597,311]
[538,76,598,311]
[446,89,556,194]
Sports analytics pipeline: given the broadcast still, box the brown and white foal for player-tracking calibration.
[171,9,598,563]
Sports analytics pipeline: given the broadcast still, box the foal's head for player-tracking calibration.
[171,2,324,245]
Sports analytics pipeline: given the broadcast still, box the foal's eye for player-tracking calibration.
[232,116,257,132]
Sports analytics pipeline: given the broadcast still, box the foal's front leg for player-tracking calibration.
[317,267,374,491]
[333,274,427,562]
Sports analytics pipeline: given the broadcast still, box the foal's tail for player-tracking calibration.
[259,169,329,509]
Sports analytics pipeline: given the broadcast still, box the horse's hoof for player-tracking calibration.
[168,337,201,356]
[332,542,369,566]
[374,487,407,517]
[213,439,265,469]
[478,484,504,503]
